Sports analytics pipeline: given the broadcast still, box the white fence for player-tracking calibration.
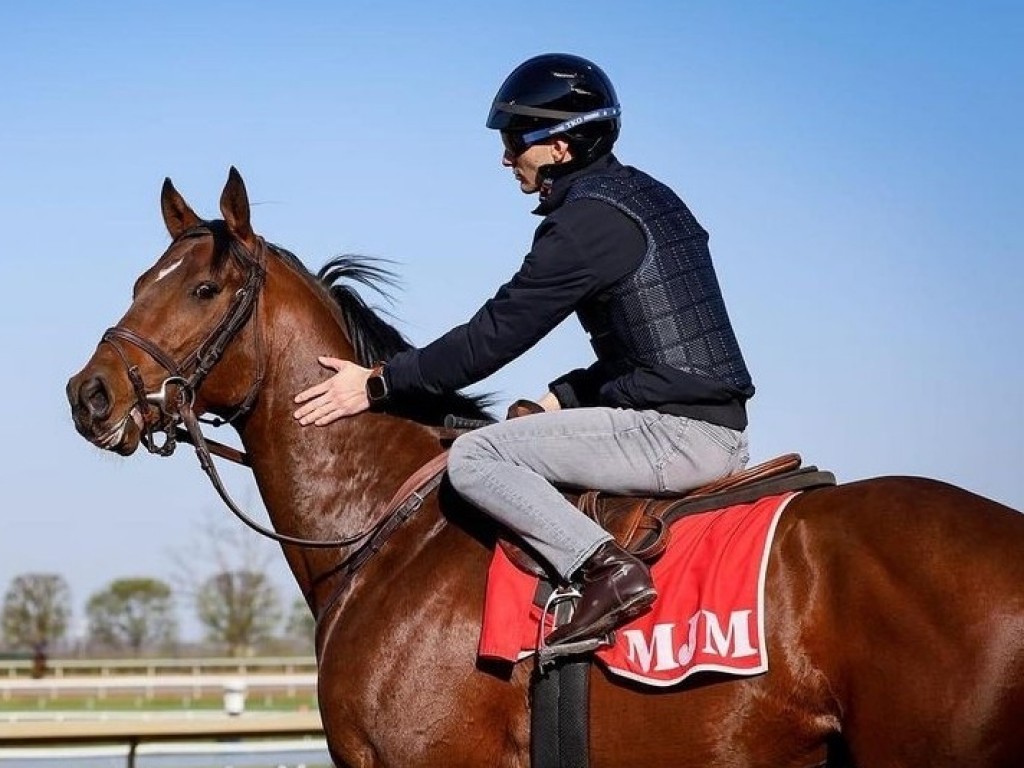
[0,672,316,702]
[0,655,316,679]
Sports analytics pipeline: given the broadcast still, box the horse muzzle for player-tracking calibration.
[66,371,145,455]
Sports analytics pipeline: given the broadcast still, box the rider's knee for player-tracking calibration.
[448,430,498,489]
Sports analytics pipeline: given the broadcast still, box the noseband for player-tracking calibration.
[100,225,396,550]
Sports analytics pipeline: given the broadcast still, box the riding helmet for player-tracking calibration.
[486,53,621,162]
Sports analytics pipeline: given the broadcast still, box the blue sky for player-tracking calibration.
[1,1,1020,640]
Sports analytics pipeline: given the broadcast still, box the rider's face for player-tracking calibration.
[500,135,571,194]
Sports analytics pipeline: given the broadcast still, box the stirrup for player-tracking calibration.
[536,586,612,671]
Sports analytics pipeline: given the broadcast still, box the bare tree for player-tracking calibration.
[2,573,71,676]
[196,569,281,656]
[172,502,284,655]
[86,577,177,654]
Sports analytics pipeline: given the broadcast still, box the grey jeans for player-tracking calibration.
[447,407,749,581]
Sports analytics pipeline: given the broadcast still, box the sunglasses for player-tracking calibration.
[501,131,530,157]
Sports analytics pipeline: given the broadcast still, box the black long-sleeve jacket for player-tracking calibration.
[385,153,753,429]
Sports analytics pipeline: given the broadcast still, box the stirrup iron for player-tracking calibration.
[536,586,611,670]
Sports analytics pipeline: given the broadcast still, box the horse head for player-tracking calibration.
[67,168,292,456]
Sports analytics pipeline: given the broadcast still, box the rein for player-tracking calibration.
[179,402,442,550]
[100,225,441,553]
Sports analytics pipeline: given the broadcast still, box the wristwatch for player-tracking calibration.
[365,362,390,405]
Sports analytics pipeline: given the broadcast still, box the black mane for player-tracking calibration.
[269,247,494,426]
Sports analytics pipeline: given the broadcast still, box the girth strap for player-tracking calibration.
[531,598,590,768]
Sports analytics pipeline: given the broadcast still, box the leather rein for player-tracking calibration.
[100,226,440,555]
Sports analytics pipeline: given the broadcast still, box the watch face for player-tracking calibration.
[367,373,388,402]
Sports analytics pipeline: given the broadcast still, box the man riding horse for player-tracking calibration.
[293,53,754,649]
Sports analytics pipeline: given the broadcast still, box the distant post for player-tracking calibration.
[223,679,247,716]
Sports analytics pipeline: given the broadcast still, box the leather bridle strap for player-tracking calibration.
[172,425,249,465]
[103,228,264,390]
[180,404,371,548]
[104,326,183,377]
[179,404,448,551]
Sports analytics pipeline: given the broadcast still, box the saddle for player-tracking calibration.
[499,452,836,579]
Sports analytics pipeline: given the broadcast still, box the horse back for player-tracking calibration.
[781,475,1024,603]
[773,476,1024,767]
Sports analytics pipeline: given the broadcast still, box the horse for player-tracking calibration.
[67,168,1024,767]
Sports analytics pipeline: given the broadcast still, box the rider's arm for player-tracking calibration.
[386,200,642,396]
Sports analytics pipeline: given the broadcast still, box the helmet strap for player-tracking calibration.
[536,143,609,198]
[536,160,578,199]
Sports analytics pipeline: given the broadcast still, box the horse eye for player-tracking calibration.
[193,281,221,300]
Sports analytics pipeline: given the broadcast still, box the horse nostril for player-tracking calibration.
[80,376,112,421]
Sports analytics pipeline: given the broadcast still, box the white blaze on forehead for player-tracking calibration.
[155,257,184,282]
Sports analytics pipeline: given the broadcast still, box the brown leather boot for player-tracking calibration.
[545,542,657,646]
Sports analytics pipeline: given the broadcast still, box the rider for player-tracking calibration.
[294,53,754,647]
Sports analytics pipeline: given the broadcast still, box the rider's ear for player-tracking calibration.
[220,166,256,250]
[551,138,573,164]
[160,178,201,239]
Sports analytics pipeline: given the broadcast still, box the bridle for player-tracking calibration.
[100,224,435,552]
[103,227,266,460]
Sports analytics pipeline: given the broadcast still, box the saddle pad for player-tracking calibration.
[479,492,797,687]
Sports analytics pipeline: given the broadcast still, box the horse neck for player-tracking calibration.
[233,263,449,610]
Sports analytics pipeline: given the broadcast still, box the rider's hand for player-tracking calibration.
[293,357,371,426]
[505,392,561,420]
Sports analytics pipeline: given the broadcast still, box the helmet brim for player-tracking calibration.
[485,104,516,131]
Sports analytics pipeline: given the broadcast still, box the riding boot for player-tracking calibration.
[545,541,657,647]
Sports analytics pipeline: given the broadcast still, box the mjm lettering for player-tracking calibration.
[621,610,757,673]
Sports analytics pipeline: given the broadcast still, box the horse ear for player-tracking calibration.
[219,166,255,248]
[161,177,201,239]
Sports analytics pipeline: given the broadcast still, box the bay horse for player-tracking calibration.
[67,168,1024,767]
